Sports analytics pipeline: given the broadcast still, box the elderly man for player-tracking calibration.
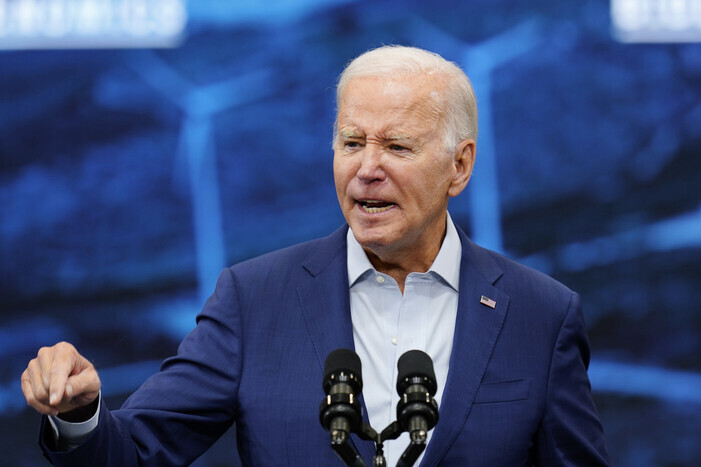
[22,45,610,466]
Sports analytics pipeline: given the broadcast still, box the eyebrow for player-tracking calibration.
[339,128,418,142]
[378,132,420,147]
[383,134,416,143]
[338,129,363,138]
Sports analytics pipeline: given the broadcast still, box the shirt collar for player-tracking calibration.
[346,212,462,291]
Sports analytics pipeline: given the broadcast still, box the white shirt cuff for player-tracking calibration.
[47,391,101,448]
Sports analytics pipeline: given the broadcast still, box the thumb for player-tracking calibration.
[62,368,101,410]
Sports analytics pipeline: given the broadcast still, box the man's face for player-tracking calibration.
[333,74,471,260]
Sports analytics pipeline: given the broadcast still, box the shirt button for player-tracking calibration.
[392,336,398,345]
[376,275,385,283]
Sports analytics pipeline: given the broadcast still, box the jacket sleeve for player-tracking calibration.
[534,292,610,466]
[39,268,243,466]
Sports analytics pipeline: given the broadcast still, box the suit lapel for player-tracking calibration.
[421,228,510,466]
[296,226,377,463]
[297,229,355,374]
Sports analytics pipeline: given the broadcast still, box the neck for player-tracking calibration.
[363,228,446,294]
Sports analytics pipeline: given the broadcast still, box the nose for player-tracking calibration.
[356,144,385,183]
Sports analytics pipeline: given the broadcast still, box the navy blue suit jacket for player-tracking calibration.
[41,224,609,466]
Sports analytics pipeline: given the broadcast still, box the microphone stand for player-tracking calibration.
[396,427,428,467]
[330,419,430,467]
[326,419,422,467]
[375,421,427,467]
[325,419,381,467]
[328,425,365,467]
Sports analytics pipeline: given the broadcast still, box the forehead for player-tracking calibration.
[337,74,446,132]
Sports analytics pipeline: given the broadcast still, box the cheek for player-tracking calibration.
[410,170,451,206]
[333,158,358,188]
[332,157,346,186]
[426,159,454,190]
[333,170,353,204]
[333,169,348,190]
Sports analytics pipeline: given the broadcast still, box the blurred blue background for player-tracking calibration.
[2,0,701,465]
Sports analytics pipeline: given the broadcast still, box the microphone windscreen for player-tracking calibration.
[396,350,437,395]
[324,348,362,386]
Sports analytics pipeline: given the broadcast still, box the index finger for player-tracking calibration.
[47,343,78,407]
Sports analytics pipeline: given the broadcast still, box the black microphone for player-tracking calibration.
[395,350,439,466]
[320,348,366,467]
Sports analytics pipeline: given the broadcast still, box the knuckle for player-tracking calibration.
[24,391,45,408]
[55,341,70,351]
[25,361,40,379]
[32,382,48,398]
[21,371,34,388]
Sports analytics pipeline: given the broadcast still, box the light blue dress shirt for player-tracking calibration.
[347,213,462,467]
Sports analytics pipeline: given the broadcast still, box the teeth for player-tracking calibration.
[362,205,393,213]
[360,200,394,213]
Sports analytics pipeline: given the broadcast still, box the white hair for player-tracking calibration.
[333,45,478,152]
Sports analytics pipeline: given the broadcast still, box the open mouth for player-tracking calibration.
[358,199,396,213]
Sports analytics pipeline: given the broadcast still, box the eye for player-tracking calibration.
[344,141,362,149]
[389,143,409,152]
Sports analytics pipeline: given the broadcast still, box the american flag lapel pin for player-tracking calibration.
[480,295,497,309]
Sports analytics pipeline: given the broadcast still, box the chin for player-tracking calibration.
[351,227,396,250]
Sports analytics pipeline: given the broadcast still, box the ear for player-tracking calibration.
[448,139,476,197]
